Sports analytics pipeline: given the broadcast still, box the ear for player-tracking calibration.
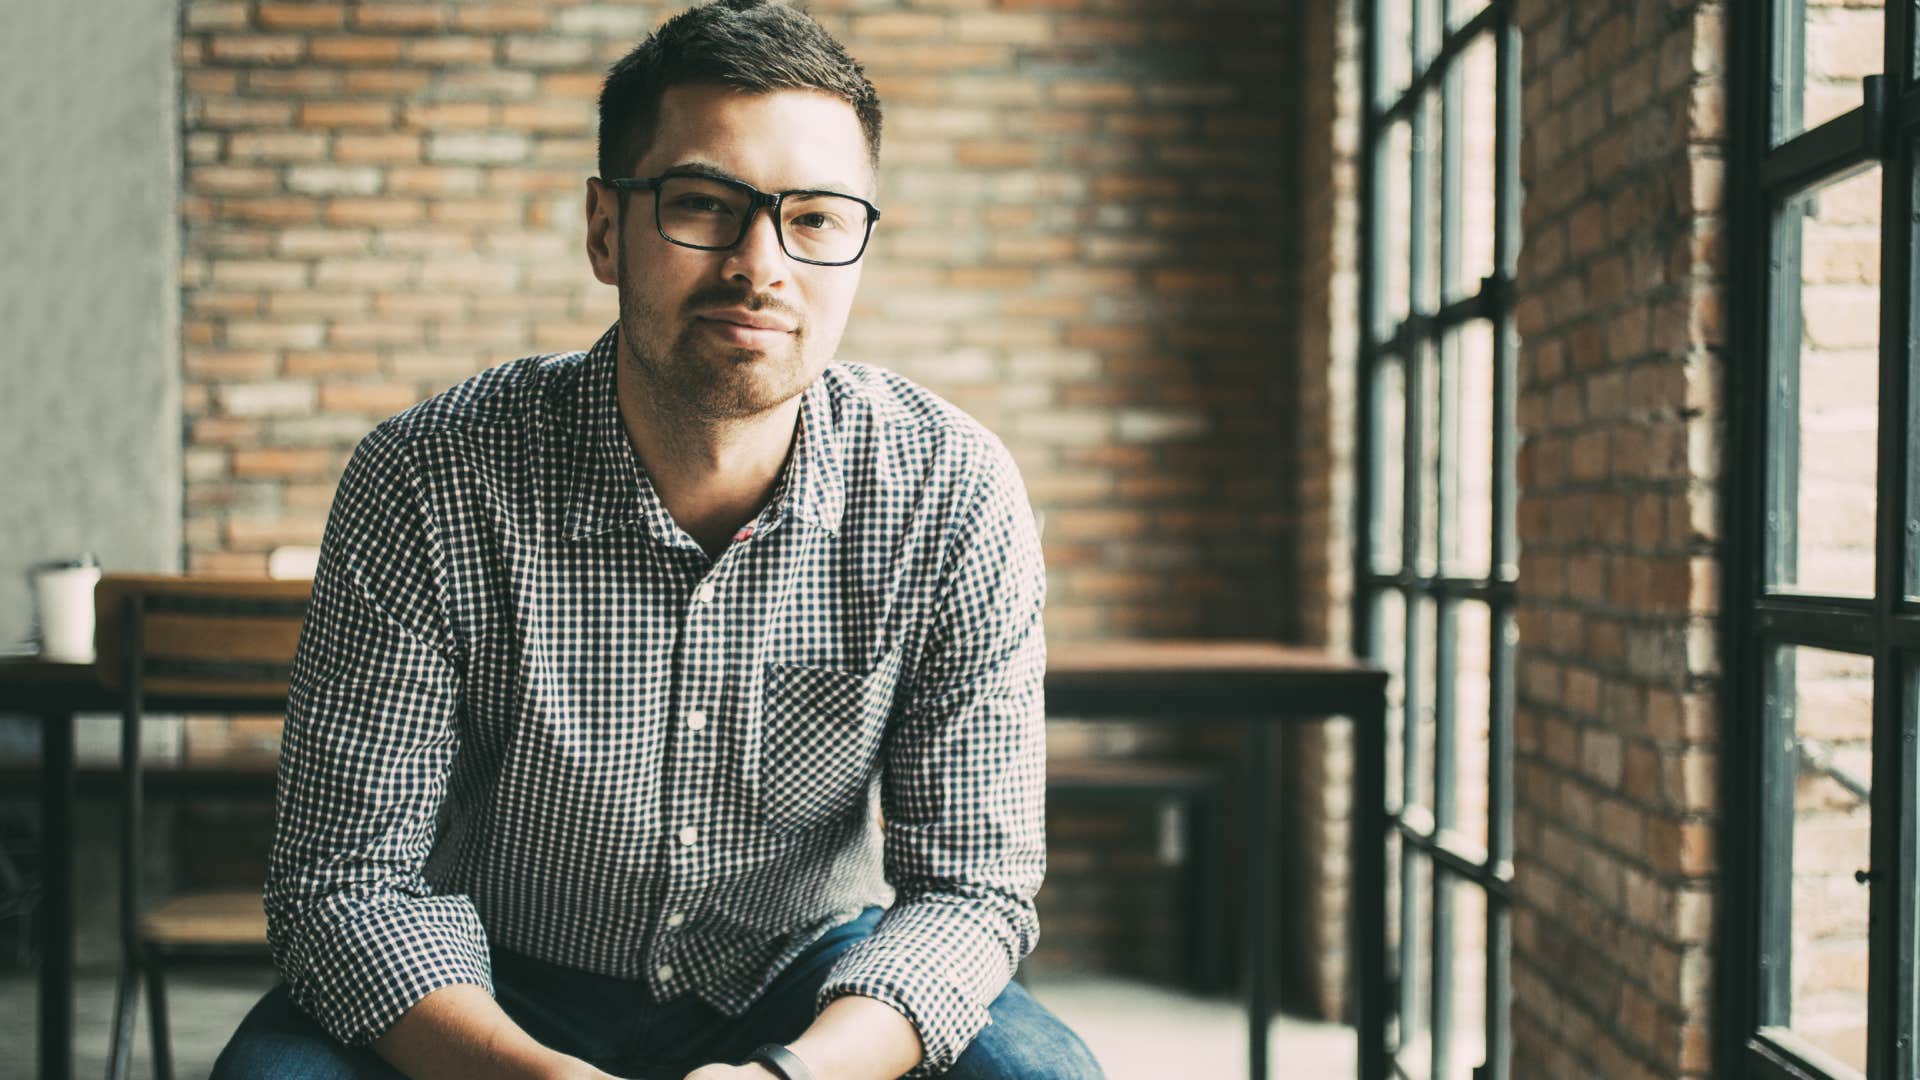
[585,178,621,287]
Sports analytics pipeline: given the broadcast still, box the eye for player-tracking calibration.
[789,211,847,232]
[673,194,733,215]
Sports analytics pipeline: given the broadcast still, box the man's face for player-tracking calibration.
[588,83,873,423]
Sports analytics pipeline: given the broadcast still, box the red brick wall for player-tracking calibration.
[176,0,1309,987]
[179,0,1301,639]
[1507,1,1726,1075]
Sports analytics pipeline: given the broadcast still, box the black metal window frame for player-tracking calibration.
[1724,2,1920,1079]
[1352,1,1520,1078]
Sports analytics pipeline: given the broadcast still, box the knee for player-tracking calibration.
[945,983,1106,1080]
[210,985,403,1080]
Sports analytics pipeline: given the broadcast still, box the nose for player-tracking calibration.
[720,204,789,292]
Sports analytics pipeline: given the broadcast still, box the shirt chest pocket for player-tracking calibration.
[759,646,904,834]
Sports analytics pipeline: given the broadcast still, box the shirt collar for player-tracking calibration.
[562,322,844,544]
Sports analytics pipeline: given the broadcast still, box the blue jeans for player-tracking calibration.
[210,907,1104,1079]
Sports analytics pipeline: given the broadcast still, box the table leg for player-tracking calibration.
[1247,723,1275,1080]
[40,710,74,1080]
[1352,698,1389,1080]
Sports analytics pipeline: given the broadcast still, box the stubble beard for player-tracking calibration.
[615,254,808,425]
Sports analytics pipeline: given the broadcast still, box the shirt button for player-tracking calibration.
[685,710,707,731]
[666,911,686,928]
[694,581,716,604]
[678,825,698,846]
[656,964,674,982]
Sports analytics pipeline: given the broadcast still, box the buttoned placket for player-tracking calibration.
[656,566,711,993]
[653,518,773,992]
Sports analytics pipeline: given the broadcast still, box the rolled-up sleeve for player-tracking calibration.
[815,439,1048,1078]
[264,420,491,1047]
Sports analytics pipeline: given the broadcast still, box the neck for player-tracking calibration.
[614,351,801,555]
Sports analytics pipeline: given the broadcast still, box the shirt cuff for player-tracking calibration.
[270,891,494,1047]
[813,899,1024,1077]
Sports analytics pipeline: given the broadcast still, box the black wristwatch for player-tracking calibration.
[747,1043,815,1080]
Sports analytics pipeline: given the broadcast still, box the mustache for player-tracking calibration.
[684,287,800,325]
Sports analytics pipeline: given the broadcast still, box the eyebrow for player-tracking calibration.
[660,160,863,197]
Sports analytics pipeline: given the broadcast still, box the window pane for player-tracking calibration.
[1410,593,1438,813]
[1385,820,1405,981]
[1446,0,1489,35]
[1417,89,1442,318]
[1379,587,1409,815]
[1773,645,1873,1075]
[1383,0,1414,103]
[1376,357,1407,572]
[1781,0,1884,147]
[1443,321,1495,580]
[1418,341,1441,577]
[1394,852,1434,1078]
[1449,32,1498,306]
[1383,119,1413,339]
[1444,600,1492,852]
[1441,875,1489,1079]
[1771,164,1880,597]
[1414,0,1443,81]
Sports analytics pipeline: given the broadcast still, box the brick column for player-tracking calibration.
[1292,0,1363,1021]
[1508,2,1726,1075]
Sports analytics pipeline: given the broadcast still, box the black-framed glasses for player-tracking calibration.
[604,173,882,267]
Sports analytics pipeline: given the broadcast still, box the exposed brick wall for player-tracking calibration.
[178,0,1301,639]
[1507,1,1727,1076]
[174,0,1310,988]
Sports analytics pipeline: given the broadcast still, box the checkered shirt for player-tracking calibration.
[264,322,1048,1078]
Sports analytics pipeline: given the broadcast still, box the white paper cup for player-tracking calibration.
[32,560,102,663]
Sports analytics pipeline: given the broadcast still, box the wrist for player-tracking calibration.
[533,1056,616,1080]
[504,1041,604,1080]
[746,1042,815,1080]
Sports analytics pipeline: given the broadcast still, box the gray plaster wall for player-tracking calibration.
[0,1,183,651]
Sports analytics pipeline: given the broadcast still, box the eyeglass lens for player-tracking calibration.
[657,176,869,263]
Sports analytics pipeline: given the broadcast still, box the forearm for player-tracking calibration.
[372,982,616,1080]
[786,994,925,1080]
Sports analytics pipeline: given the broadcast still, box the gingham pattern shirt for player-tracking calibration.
[265,323,1047,1078]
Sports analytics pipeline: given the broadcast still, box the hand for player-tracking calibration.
[681,1065,779,1080]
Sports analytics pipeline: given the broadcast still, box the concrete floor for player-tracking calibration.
[0,966,1356,1080]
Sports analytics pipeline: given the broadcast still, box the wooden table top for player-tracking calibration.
[3,639,1387,717]
[1046,639,1381,675]
[0,656,287,714]
[1044,639,1387,718]
[0,656,110,700]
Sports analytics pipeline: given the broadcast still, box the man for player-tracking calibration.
[211,1,1102,1078]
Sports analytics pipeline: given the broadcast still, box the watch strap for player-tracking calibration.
[748,1042,815,1080]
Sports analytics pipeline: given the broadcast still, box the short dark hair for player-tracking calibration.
[596,0,883,184]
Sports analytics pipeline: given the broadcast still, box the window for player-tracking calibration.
[1726,2,1917,1077]
[1354,0,1519,1077]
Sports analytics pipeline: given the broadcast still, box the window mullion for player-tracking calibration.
[1870,2,1919,1071]
[1722,0,1779,1073]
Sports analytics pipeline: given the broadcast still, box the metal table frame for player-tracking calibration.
[1043,640,1389,1080]
[2,658,284,1080]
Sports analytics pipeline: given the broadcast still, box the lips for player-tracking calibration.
[699,309,795,333]
[698,316,794,349]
